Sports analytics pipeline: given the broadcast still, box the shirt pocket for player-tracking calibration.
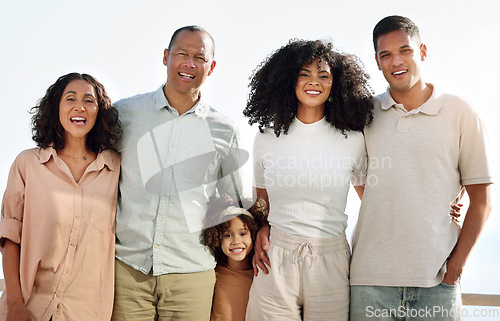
[90,194,116,233]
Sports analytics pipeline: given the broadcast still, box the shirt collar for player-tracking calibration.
[153,85,208,116]
[381,84,444,116]
[40,147,118,172]
[96,149,118,171]
[39,147,54,164]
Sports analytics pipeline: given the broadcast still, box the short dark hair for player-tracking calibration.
[31,73,122,153]
[167,25,215,57]
[373,15,421,52]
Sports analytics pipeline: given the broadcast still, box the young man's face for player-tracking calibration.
[375,30,427,94]
[163,30,216,97]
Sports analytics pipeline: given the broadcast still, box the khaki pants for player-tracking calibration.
[112,259,215,321]
[246,227,350,321]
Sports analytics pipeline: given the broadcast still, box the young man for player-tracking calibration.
[349,15,493,321]
[111,26,242,320]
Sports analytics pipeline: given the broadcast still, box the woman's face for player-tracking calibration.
[295,58,333,110]
[59,79,98,142]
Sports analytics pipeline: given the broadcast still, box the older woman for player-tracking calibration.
[0,73,121,321]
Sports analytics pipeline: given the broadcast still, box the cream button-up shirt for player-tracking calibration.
[114,86,242,276]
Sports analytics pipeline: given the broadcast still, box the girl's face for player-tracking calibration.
[59,79,98,142]
[221,217,253,269]
[295,58,333,110]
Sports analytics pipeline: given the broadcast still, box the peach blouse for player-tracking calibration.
[0,147,120,321]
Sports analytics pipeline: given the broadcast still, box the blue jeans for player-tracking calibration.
[350,283,462,320]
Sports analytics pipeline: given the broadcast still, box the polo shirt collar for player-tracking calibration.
[381,84,444,116]
[40,147,117,171]
[153,85,208,116]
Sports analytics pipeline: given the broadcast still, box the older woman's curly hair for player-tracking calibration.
[31,73,122,153]
[244,39,374,137]
[202,194,267,267]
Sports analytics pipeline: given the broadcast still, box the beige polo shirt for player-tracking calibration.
[0,147,120,320]
[350,85,493,287]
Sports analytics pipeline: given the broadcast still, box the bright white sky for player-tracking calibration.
[1,0,499,300]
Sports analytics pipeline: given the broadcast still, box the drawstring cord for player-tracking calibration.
[293,242,316,267]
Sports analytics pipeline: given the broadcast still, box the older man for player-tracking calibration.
[112,26,242,321]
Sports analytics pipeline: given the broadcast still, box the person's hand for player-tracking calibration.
[442,260,462,285]
[449,203,463,223]
[252,224,271,276]
[7,302,32,321]
[441,272,459,286]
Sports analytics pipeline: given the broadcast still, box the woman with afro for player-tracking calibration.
[243,39,373,320]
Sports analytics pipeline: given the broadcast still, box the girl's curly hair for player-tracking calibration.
[243,39,374,137]
[202,194,267,267]
[31,72,122,153]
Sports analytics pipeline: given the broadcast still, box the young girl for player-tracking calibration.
[243,39,374,320]
[202,194,266,321]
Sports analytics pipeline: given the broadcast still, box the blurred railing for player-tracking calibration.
[462,293,500,306]
[0,279,498,307]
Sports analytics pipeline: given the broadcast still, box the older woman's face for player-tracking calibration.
[59,79,98,142]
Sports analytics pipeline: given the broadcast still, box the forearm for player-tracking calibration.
[447,184,491,277]
[2,239,25,308]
